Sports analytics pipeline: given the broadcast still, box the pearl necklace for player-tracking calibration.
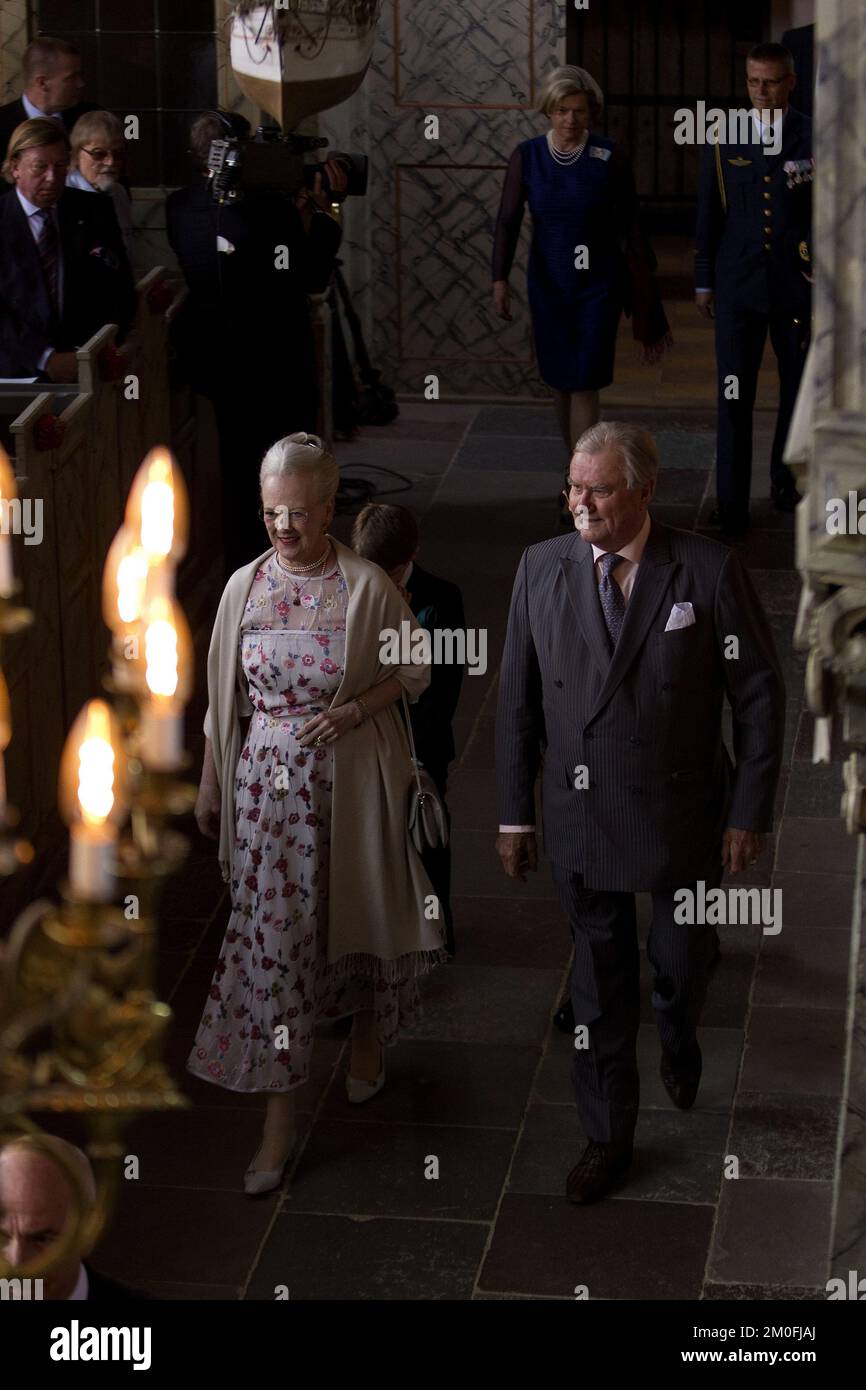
[275,542,331,574]
[274,546,336,634]
[546,128,589,165]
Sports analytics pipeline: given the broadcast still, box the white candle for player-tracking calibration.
[69,822,115,902]
[0,532,13,597]
[139,701,183,771]
[111,635,141,694]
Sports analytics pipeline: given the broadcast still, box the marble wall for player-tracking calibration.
[318,0,566,400]
[784,0,866,1285]
[0,0,29,104]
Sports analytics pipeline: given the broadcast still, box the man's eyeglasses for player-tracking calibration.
[80,146,121,161]
[259,508,311,525]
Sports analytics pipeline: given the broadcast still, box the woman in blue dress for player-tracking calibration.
[492,65,671,457]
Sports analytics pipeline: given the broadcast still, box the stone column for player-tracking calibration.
[787,0,866,1289]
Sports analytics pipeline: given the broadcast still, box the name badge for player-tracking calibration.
[588,145,611,161]
[728,157,752,167]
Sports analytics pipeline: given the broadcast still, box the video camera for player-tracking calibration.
[204,110,368,206]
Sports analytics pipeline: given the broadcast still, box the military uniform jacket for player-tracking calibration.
[495,522,785,892]
[694,107,812,316]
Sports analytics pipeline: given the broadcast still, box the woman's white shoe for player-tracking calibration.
[243,1138,296,1196]
[346,1052,385,1104]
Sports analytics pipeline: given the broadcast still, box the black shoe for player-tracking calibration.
[771,482,802,513]
[660,1040,702,1110]
[566,1140,633,1204]
[553,996,575,1034]
[709,505,750,538]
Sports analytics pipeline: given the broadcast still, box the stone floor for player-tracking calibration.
[48,398,852,1301]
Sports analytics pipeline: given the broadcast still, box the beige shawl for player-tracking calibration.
[203,537,446,977]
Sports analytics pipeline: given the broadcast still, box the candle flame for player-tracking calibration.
[0,669,10,750]
[127,448,182,561]
[0,444,16,503]
[116,546,149,625]
[77,702,115,827]
[145,600,179,699]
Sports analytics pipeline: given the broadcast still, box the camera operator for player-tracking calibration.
[166,112,345,577]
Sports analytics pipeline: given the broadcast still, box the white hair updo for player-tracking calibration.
[259,432,340,502]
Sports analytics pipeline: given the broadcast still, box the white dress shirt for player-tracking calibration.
[67,1263,89,1300]
[499,514,651,832]
[15,188,64,371]
[22,92,63,122]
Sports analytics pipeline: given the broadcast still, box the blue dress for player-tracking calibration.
[492,133,641,392]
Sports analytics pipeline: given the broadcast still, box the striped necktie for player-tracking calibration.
[35,208,60,312]
[598,552,626,647]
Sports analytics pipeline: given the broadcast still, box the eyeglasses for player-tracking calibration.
[259,507,311,525]
[80,146,121,162]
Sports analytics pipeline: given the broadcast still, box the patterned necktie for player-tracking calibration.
[598,552,626,647]
[35,209,59,312]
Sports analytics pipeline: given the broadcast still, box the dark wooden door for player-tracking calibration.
[567,0,771,232]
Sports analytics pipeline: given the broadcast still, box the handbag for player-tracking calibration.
[401,690,449,854]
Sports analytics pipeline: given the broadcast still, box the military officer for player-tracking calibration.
[695,42,812,536]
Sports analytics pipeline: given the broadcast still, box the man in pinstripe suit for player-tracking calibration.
[495,422,784,1203]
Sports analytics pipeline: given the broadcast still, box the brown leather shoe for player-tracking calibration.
[565,1140,633,1204]
[660,1041,702,1110]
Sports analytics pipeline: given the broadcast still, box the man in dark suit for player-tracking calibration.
[496,422,784,1203]
[352,502,465,955]
[167,111,344,576]
[695,42,812,535]
[0,1135,146,1300]
[0,36,99,166]
[0,118,135,380]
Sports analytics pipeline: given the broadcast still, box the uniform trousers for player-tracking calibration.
[714,296,809,516]
[417,761,454,957]
[552,867,722,1146]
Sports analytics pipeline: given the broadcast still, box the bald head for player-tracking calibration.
[0,1137,95,1299]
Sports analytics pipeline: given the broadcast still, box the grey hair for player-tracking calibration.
[572,421,658,490]
[0,1133,97,1211]
[259,432,339,502]
[538,65,604,119]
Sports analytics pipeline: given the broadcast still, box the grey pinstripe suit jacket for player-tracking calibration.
[495,519,785,891]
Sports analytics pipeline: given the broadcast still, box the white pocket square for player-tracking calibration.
[664,602,695,631]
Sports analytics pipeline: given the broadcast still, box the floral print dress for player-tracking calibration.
[187,553,420,1093]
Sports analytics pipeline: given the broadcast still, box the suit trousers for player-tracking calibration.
[418,761,454,956]
[552,866,722,1146]
[714,297,809,516]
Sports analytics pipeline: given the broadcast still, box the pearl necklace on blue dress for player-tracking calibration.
[546,128,589,165]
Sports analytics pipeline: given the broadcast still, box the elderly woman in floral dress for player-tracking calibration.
[192,433,446,1194]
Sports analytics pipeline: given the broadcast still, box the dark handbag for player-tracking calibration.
[401,690,449,853]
